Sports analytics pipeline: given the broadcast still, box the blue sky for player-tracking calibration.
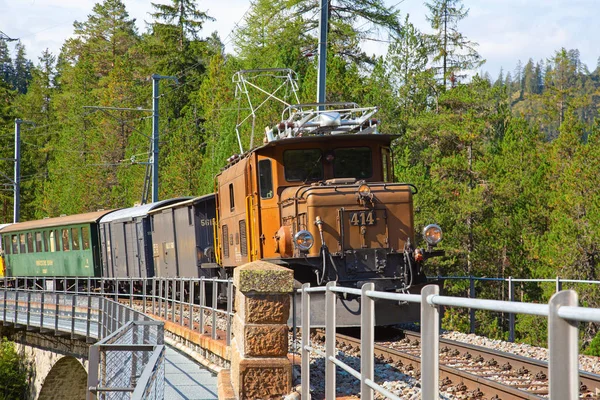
[1,0,598,78]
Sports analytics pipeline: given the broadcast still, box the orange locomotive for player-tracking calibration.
[214,100,443,326]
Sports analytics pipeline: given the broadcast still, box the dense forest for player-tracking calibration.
[1,0,600,346]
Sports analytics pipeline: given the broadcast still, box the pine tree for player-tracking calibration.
[424,0,483,88]
[12,42,32,94]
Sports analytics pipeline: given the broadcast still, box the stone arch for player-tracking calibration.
[38,356,87,400]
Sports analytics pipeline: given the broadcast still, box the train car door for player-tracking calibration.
[256,154,279,258]
[135,221,146,277]
[162,211,177,276]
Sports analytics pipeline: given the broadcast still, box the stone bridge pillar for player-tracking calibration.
[230,261,293,399]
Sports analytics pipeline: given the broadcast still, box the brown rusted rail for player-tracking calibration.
[314,329,600,399]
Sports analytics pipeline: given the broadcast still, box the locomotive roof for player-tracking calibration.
[254,133,398,151]
[99,197,192,223]
[148,193,215,215]
[0,210,115,233]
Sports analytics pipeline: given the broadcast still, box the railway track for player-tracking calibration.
[313,329,600,399]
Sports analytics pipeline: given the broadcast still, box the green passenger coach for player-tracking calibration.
[0,210,114,277]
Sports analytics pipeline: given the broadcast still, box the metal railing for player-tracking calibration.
[88,316,164,400]
[0,286,165,400]
[299,282,600,400]
[2,276,234,345]
[432,275,600,341]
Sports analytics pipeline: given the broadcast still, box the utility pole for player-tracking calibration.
[11,119,33,223]
[14,119,21,223]
[316,0,329,111]
[152,74,178,203]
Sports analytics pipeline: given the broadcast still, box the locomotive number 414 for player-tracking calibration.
[349,211,376,226]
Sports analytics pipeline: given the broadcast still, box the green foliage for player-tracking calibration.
[583,331,600,356]
[0,338,30,399]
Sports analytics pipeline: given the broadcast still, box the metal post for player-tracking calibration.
[548,290,578,399]
[421,284,440,400]
[158,278,163,318]
[87,345,100,400]
[143,279,147,314]
[325,281,336,400]
[179,279,184,326]
[71,295,76,338]
[151,74,178,202]
[129,277,133,308]
[556,276,562,292]
[152,278,156,316]
[301,284,310,400]
[199,277,205,334]
[212,280,218,340]
[469,276,475,333]
[316,0,329,109]
[54,293,59,333]
[26,291,31,329]
[226,281,233,345]
[171,279,176,322]
[508,276,515,342]
[14,290,18,324]
[189,281,195,331]
[360,283,374,400]
[86,295,92,340]
[13,119,21,223]
[40,291,45,330]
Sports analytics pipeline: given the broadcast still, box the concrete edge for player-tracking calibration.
[164,336,223,374]
[217,370,235,400]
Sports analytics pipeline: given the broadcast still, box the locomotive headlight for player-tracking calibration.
[294,230,314,251]
[357,184,371,198]
[423,224,443,246]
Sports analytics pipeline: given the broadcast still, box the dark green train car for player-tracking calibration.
[0,210,114,277]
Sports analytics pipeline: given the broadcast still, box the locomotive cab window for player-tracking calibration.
[284,149,323,182]
[258,159,273,199]
[333,147,372,179]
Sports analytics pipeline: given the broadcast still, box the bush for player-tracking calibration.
[583,332,600,356]
[0,338,29,399]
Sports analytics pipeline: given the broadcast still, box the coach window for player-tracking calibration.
[229,184,235,210]
[4,237,10,255]
[71,228,80,251]
[49,230,57,252]
[35,232,43,253]
[26,232,33,253]
[19,234,26,254]
[62,229,70,251]
[11,235,18,254]
[43,231,49,253]
[258,159,274,199]
[81,227,90,250]
[284,149,323,182]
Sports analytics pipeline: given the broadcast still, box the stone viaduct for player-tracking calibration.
[0,325,89,400]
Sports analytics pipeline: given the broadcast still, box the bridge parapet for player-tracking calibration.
[230,261,293,399]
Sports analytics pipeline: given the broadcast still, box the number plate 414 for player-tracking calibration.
[349,211,376,226]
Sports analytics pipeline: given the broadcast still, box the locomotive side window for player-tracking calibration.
[333,147,372,179]
[19,234,26,254]
[382,147,392,182]
[229,184,235,210]
[258,159,274,199]
[4,236,10,254]
[284,149,323,182]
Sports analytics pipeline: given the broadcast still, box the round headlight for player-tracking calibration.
[357,184,371,197]
[423,224,443,246]
[294,230,314,251]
